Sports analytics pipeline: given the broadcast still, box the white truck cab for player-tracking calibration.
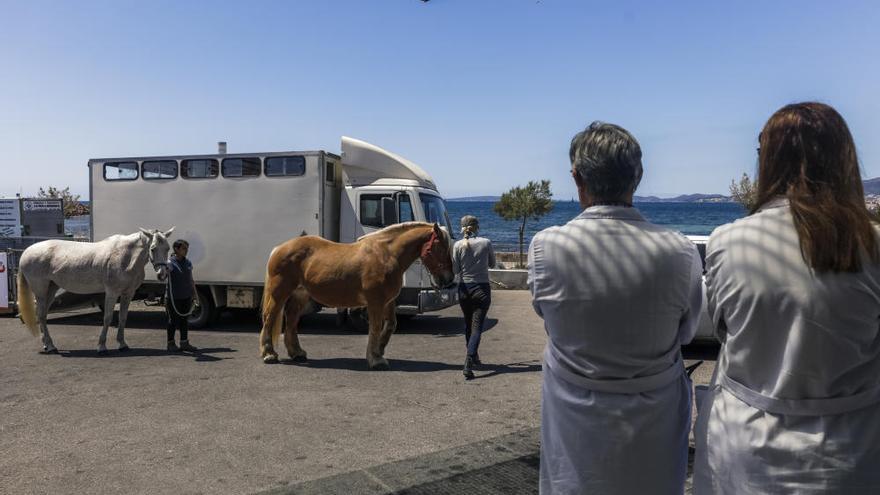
[338,137,457,315]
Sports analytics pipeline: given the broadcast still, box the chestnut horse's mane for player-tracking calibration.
[358,222,449,245]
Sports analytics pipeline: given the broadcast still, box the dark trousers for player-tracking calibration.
[459,283,491,357]
[166,297,192,342]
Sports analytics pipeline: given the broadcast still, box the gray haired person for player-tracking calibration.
[528,122,703,494]
[452,215,495,380]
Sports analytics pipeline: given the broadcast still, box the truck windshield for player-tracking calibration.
[419,193,454,237]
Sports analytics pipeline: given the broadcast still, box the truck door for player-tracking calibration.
[356,191,424,288]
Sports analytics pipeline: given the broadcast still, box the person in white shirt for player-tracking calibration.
[529,121,703,494]
[693,102,880,494]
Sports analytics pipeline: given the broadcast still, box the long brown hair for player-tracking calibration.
[753,102,877,272]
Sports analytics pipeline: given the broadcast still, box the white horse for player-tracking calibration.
[16,228,174,354]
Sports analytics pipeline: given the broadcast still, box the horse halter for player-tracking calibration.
[420,231,452,276]
[146,237,168,273]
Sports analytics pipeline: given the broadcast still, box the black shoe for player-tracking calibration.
[463,356,475,380]
[472,353,482,366]
[167,341,180,353]
[179,341,197,352]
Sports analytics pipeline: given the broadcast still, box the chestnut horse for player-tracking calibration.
[259,222,455,369]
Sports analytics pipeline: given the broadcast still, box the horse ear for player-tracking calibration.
[164,226,175,237]
[433,222,441,234]
[139,228,151,240]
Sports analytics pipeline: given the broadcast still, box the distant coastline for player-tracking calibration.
[448,194,733,203]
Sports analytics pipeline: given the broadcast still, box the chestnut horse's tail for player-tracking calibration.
[261,258,285,349]
[17,272,39,338]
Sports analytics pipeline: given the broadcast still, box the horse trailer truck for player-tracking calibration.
[88,137,459,327]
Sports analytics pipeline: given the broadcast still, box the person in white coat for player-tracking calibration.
[694,103,880,495]
[693,102,880,494]
[529,121,703,495]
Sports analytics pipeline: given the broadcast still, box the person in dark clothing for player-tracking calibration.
[166,239,198,352]
[452,215,495,379]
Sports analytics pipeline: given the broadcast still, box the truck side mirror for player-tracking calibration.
[381,196,398,226]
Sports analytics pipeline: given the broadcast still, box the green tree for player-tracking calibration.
[729,173,758,211]
[493,180,554,268]
[38,186,83,218]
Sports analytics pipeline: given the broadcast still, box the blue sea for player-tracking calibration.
[446,201,746,251]
[64,201,746,250]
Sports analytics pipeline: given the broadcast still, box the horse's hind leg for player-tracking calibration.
[115,292,133,351]
[260,283,288,364]
[97,292,119,354]
[366,301,390,371]
[377,301,398,358]
[283,288,309,362]
[35,283,59,353]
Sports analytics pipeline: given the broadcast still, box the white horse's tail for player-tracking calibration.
[17,272,39,338]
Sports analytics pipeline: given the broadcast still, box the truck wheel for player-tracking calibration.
[187,288,216,329]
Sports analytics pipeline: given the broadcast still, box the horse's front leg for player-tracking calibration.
[98,292,118,355]
[366,302,390,371]
[378,301,397,358]
[115,293,133,351]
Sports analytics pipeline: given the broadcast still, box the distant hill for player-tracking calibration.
[447,196,501,202]
[450,177,880,203]
[864,178,880,195]
[634,194,731,203]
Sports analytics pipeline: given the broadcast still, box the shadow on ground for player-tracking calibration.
[57,346,237,362]
[260,428,700,495]
[260,428,541,495]
[47,307,495,339]
[279,357,542,376]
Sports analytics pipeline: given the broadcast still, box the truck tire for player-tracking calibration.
[187,287,216,329]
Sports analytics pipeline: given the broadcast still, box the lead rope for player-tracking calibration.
[166,259,196,317]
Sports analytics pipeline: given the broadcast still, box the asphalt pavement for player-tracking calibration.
[0,291,717,494]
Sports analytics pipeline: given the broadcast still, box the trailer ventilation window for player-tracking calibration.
[325,162,335,182]
[222,157,261,177]
[103,161,138,181]
[182,159,219,179]
[265,156,305,177]
[142,160,178,180]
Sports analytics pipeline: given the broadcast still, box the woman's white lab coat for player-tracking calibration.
[693,199,880,494]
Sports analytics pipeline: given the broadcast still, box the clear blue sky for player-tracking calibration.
[2,1,878,200]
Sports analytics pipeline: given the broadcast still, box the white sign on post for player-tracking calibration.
[22,199,62,211]
[0,252,8,309]
[0,199,22,237]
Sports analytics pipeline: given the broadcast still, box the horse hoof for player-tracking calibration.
[369,361,391,371]
[290,354,308,363]
[263,355,279,364]
[118,346,131,352]
[40,348,60,355]
[97,349,109,356]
